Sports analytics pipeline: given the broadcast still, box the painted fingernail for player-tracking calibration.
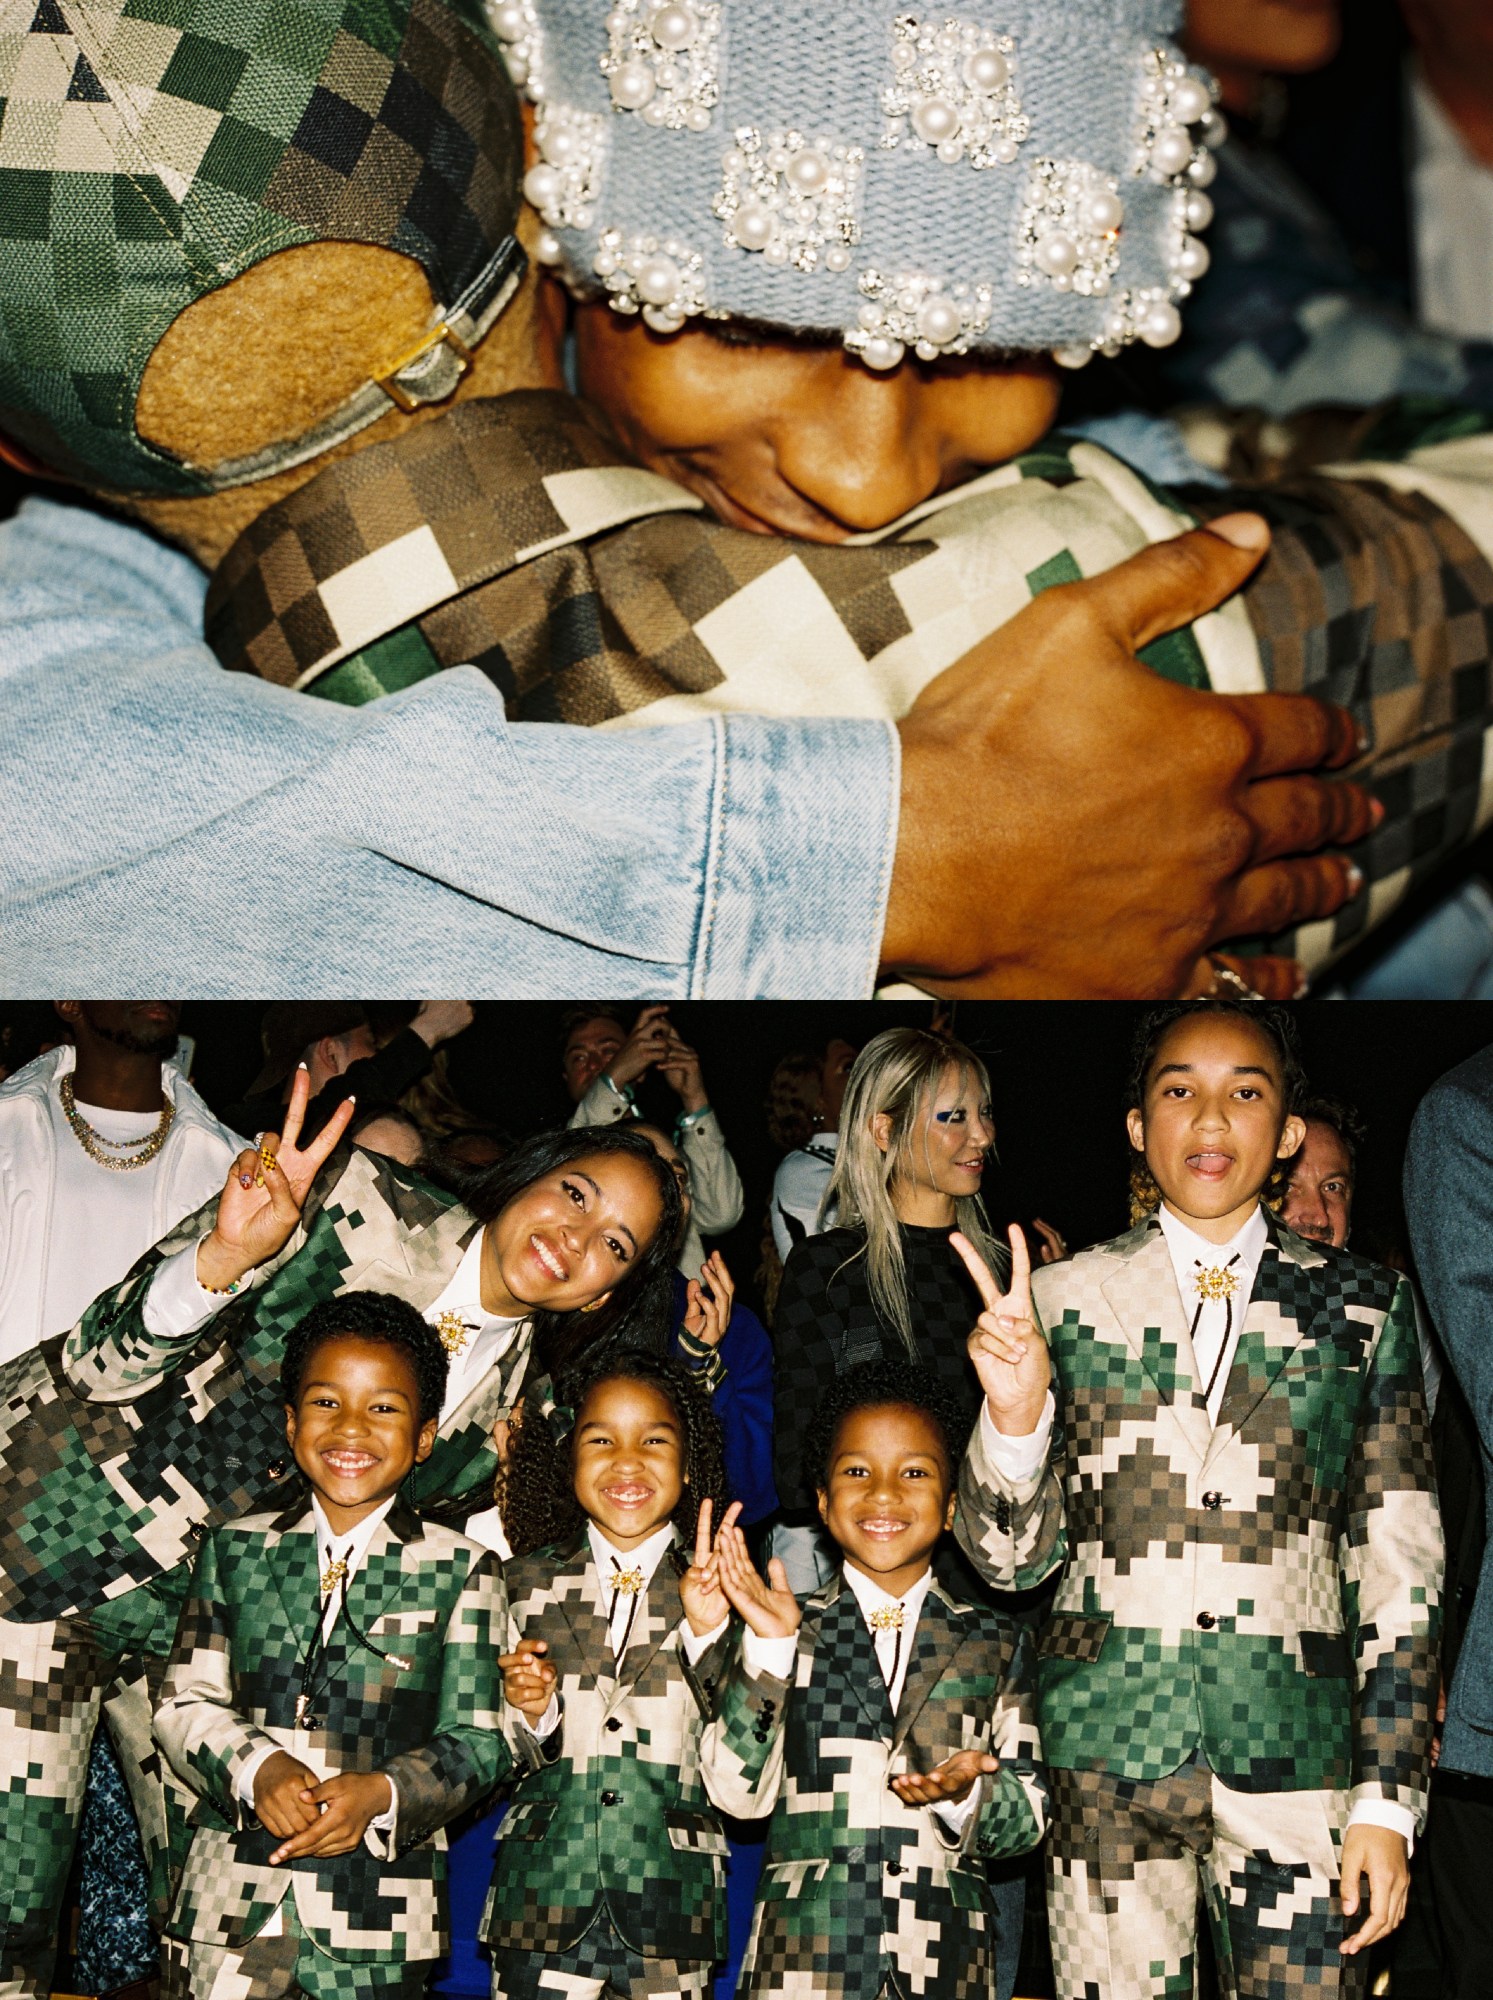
[1355,720,1371,755]
[1294,971,1311,1000]
[1369,797,1385,826]
[298,1061,308,1071]
[1346,862,1365,896]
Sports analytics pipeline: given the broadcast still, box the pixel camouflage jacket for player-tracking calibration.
[738,1570,1046,2000]
[0,1145,512,1624]
[155,1498,509,1962]
[955,1213,1443,1816]
[483,1530,787,1964]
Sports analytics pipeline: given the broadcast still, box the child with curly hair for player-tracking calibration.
[482,1348,799,2000]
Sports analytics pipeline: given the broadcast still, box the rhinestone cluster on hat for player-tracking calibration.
[1016,159,1124,299]
[714,128,862,273]
[525,103,609,233]
[602,0,721,131]
[593,226,715,330]
[881,16,1027,169]
[1131,47,1222,189]
[488,0,545,94]
[846,267,993,369]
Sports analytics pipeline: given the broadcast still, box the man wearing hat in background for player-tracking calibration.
[221,1000,475,1143]
[0,0,1413,998]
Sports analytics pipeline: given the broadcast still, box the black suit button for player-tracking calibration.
[601,1790,621,1806]
[187,1520,207,1542]
[753,1730,768,1743]
[1202,1491,1223,1511]
[1197,1612,1216,1630]
[605,1718,622,1733]
[886,1860,904,1876]
[267,1459,288,1481]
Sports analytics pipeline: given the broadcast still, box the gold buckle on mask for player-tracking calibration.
[377,321,473,412]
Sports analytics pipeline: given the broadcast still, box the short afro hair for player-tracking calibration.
[803,1357,972,1497]
[281,1290,448,1427]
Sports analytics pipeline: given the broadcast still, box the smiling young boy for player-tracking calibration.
[154,1291,510,1999]
[736,1359,1046,2000]
[953,1000,1443,1999]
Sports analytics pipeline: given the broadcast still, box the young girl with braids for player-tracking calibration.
[481,1348,799,2000]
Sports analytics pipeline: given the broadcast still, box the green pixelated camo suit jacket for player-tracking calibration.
[156,1497,510,1964]
[0,1145,507,1628]
[483,1530,789,1965]
[955,1212,1442,1819]
[737,1570,1047,2000]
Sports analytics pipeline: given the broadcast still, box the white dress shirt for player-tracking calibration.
[841,1560,978,1834]
[1156,1202,1269,1423]
[235,1493,398,1928]
[145,1226,525,1426]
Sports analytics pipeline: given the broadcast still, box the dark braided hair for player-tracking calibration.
[802,1355,971,1498]
[282,1290,448,1426]
[460,1124,684,1386]
[502,1347,727,1560]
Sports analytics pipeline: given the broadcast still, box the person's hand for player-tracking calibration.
[891,1748,1000,1808]
[252,1750,323,1840]
[499,1635,557,1721]
[1029,1218,1068,1265]
[267,1770,394,1863]
[683,1252,734,1348]
[197,1066,356,1291]
[657,1030,708,1113]
[678,1497,729,1636]
[1339,1824,1411,1955]
[953,1226,1051,1437]
[412,1000,474,1047]
[714,1505,802,1638]
[881,516,1379,997]
[608,1004,673,1090]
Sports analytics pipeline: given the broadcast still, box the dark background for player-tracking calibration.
[160,1000,1493,1304]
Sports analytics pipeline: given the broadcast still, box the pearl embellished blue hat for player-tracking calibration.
[491,0,1222,368]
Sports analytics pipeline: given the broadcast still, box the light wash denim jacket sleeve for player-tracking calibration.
[0,499,898,996]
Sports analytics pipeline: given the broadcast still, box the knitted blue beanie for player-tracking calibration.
[492,0,1222,368]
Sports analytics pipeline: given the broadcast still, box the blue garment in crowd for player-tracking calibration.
[671,1271,778,1528]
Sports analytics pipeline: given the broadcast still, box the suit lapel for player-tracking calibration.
[550,1532,618,1686]
[808,1574,895,1735]
[338,1500,424,1641]
[889,1583,965,1759]
[332,1155,480,1308]
[1209,1221,1330,1453]
[1097,1223,1208,1422]
[263,1504,320,1642]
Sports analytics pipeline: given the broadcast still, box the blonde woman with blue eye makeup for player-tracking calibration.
[769,1029,1010,1582]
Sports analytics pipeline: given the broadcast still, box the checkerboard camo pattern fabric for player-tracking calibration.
[204,387,1493,981]
[483,1532,787,1966]
[156,1499,509,1967]
[955,1214,1442,1816]
[736,1572,1045,2000]
[0,1144,506,1624]
[0,0,522,493]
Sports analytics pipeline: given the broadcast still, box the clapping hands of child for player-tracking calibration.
[499,1636,557,1722]
[890,1748,1000,1809]
[678,1499,801,1639]
[255,1748,394,1862]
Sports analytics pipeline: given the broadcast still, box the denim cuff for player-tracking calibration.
[694,714,898,997]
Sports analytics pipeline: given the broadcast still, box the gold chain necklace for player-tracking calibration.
[59,1074,174,1171]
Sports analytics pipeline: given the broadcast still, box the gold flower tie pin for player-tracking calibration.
[869,1603,905,1631]
[436,1310,474,1356]
[320,1555,349,1597]
[1192,1265,1240,1304]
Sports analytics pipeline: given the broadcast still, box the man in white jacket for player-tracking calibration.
[0,1004,245,1363]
